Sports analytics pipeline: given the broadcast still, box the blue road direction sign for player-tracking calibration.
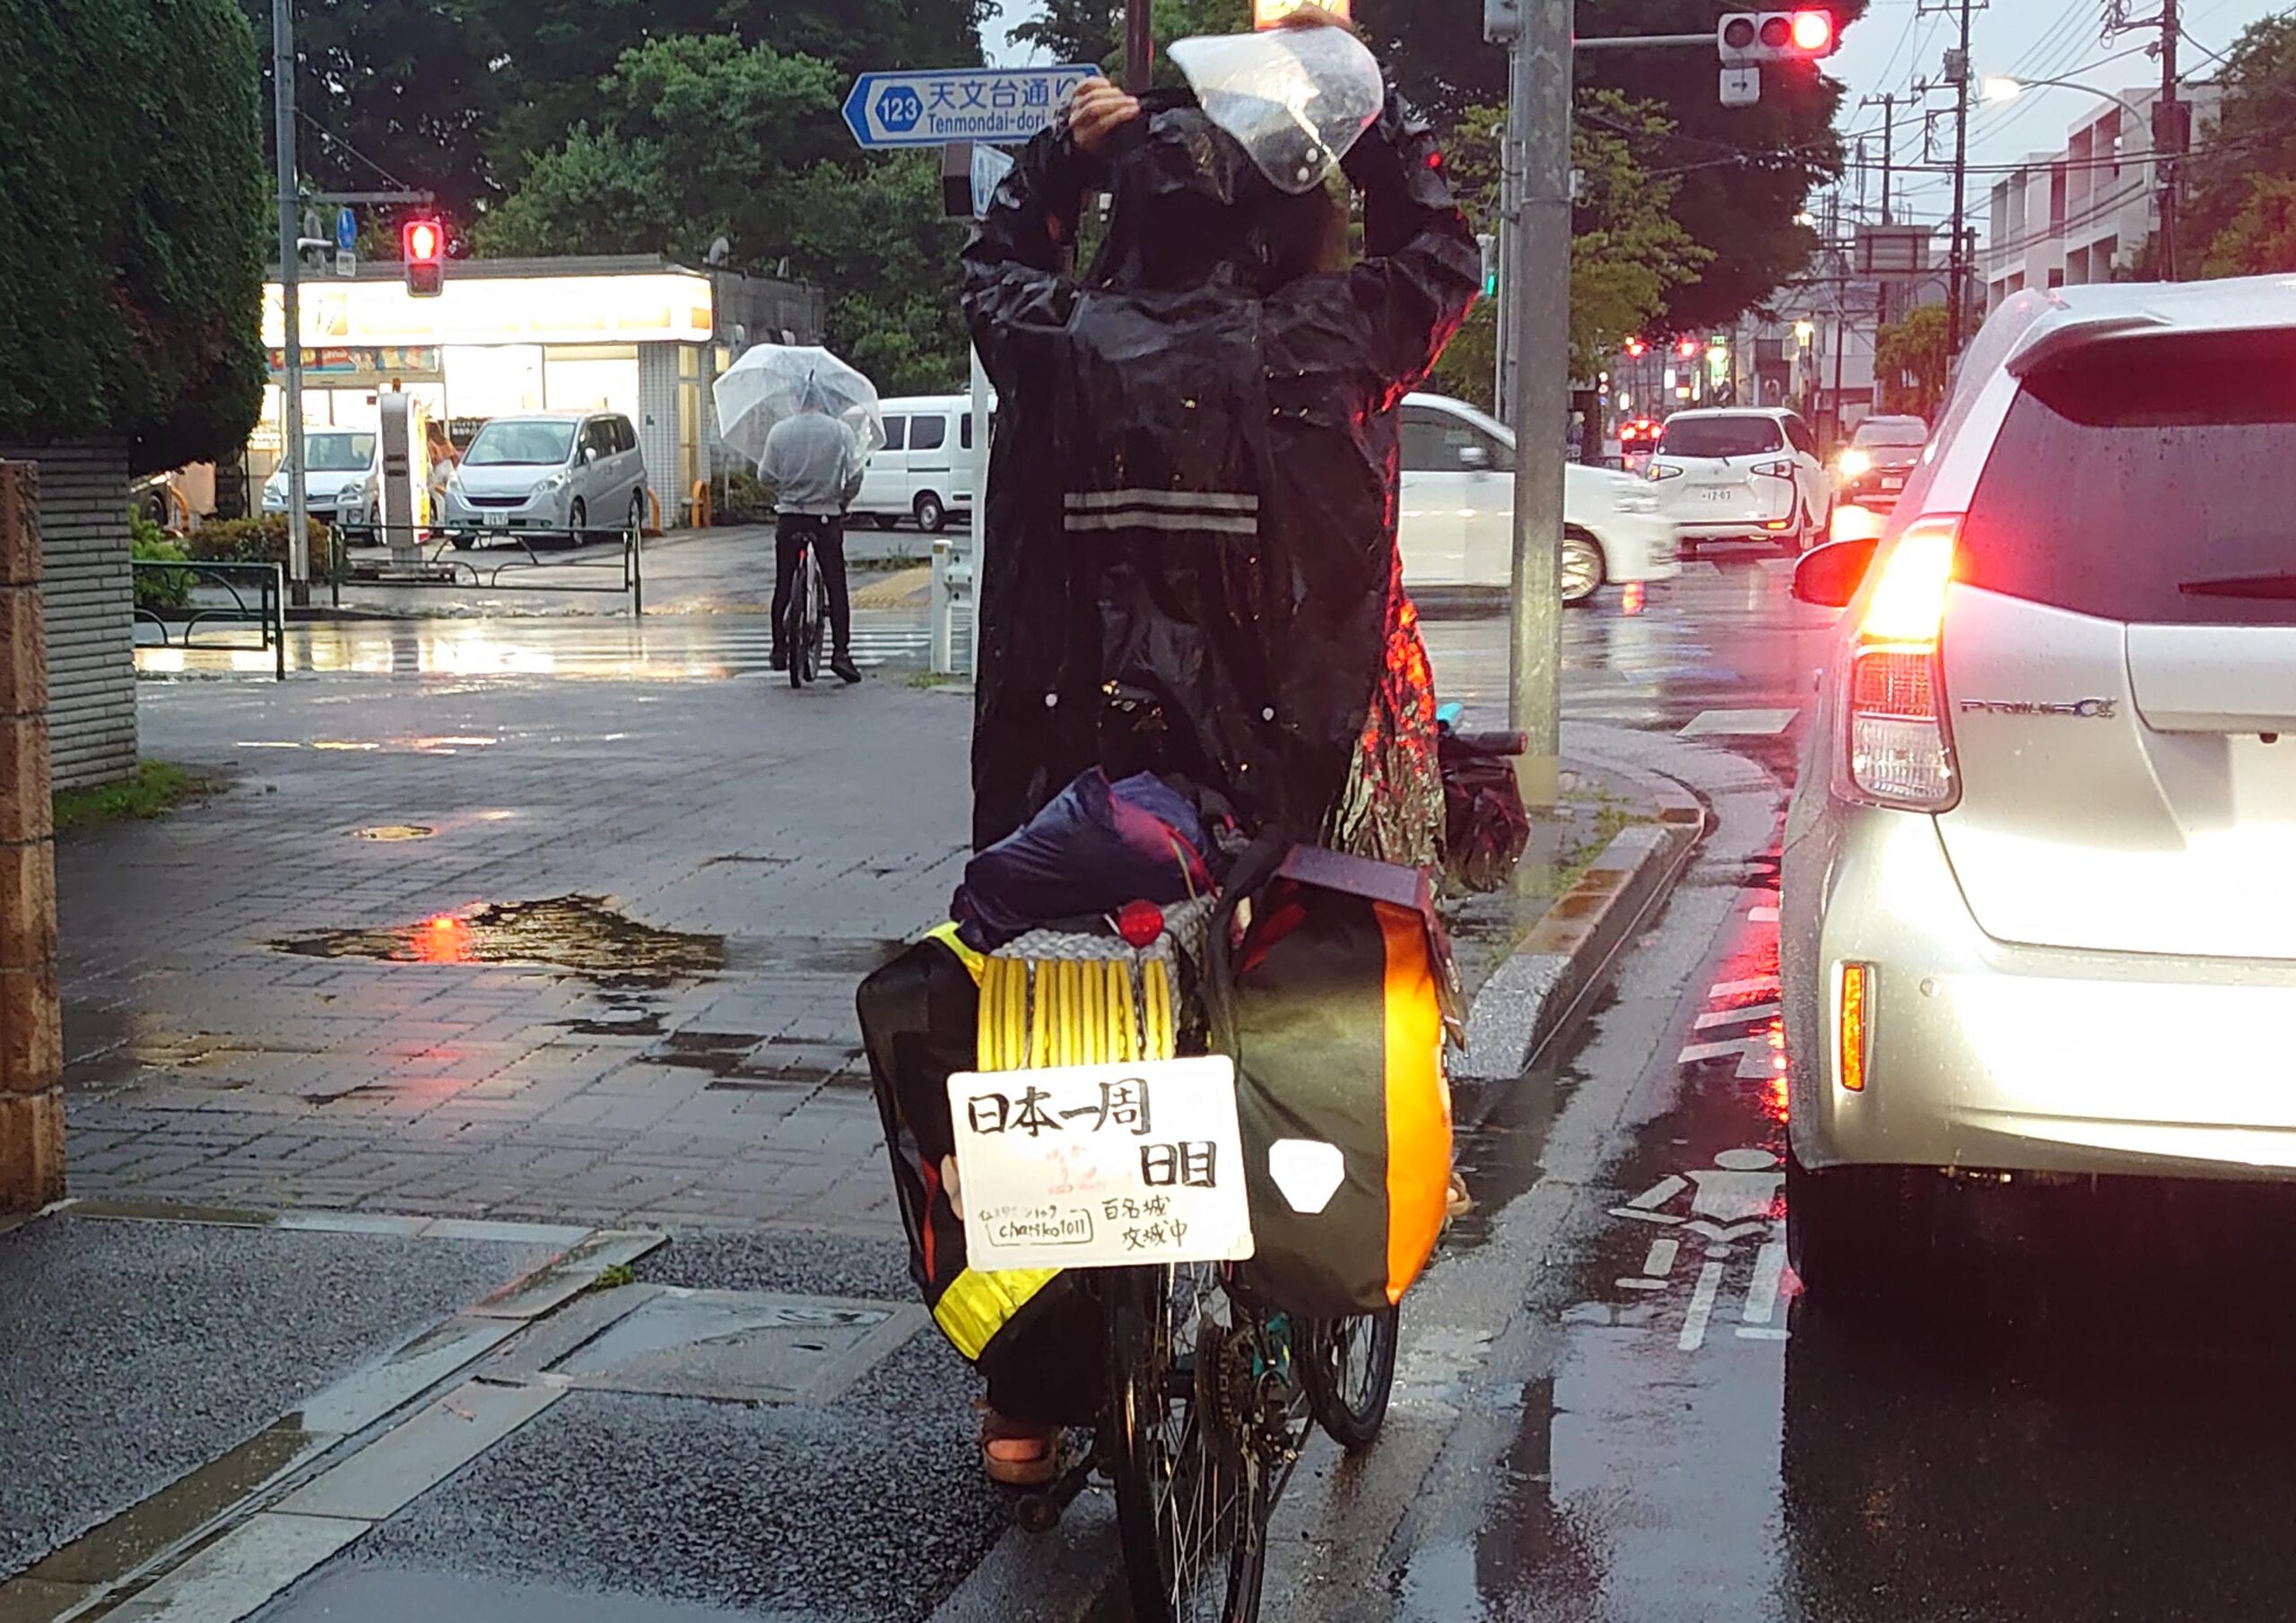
[335,207,358,253]
[843,65,1096,150]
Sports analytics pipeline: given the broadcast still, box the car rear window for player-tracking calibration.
[1961,330,2296,625]
[1855,418,1927,447]
[1658,417,1782,458]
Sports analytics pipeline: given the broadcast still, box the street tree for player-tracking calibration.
[237,0,501,224]
[1013,0,1248,74]
[478,33,974,394]
[1356,0,1868,335]
[2182,17,2296,273]
[1430,97,1712,410]
[1873,303,1955,419]
[4,0,268,472]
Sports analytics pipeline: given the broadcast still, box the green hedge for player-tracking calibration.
[0,0,268,473]
[187,514,337,581]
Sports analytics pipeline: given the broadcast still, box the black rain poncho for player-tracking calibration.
[960,82,1481,858]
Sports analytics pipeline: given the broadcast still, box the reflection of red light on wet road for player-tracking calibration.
[413,915,474,965]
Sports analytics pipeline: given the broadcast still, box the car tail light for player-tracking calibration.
[1837,516,1959,811]
[1647,461,1683,481]
[1838,962,1871,1093]
[1752,459,1796,479]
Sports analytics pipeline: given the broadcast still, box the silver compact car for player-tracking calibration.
[1781,278,2296,1296]
[442,412,647,545]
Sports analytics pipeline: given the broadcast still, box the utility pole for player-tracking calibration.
[271,0,311,606]
[2157,0,2184,280]
[1125,0,1152,92]
[1498,4,1570,812]
[1944,0,1974,360]
[1859,91,1901,225]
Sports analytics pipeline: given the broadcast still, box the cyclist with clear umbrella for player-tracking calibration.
[761,389,865,683]
[712,345,885,685]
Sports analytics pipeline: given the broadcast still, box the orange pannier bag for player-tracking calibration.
[1213,846,1458,1318]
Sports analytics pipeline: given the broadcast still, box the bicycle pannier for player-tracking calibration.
[1216,846,1456,1317]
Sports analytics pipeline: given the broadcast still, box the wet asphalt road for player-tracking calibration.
[1275,558,2296,1623]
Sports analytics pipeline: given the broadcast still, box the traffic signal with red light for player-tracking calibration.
[1718,10,1839,65]
[1676,336,1700,359]
[402,218,445,299]
[1624,336,1647,359]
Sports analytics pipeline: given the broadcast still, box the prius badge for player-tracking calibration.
[1957,698,2118,718]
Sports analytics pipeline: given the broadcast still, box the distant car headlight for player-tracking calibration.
[1838,447,1873,479]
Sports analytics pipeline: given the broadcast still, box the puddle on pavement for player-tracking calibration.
[1443,988,1619,1253]
[273,896,726,989]
[642,1029,865,1090]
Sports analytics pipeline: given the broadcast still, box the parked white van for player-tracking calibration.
[853,395,994,533]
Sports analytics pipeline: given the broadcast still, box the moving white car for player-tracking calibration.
[261,430,379,530]
[441,412,648,545]
[852,395,990,534]
[1399,393,1681,604]
[1780,277,2296,1297]
[1646,406,1831,553]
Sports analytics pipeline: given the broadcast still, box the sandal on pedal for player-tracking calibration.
[981,1410,1062,1488]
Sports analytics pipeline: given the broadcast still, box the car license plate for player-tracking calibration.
[1700,487,1741,505]
[483,511,509,527]
[948,1055,1256,1271]
[1882,473,1906,491]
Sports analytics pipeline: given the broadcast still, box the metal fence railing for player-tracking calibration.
[133,560,287,681]
[332,525,646,612]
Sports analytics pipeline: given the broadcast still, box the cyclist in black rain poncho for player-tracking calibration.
[960,14,1482,871]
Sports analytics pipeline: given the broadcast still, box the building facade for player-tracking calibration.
[1982,82,2222,308]
[259,256,824,527]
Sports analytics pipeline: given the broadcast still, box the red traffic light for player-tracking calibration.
[401,218,445,298]
[1676,336,1700,358]
[1790,9,1835,52]
[1624,336,1647,358]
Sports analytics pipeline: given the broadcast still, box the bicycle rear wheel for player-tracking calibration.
[1109,1265,1270,1623]
[787,544,822,688]
[1300,1307,1399,1453]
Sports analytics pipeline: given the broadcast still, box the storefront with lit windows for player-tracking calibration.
[255,255,822,527]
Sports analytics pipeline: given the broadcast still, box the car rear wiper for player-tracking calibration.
[2178,573,2296,600]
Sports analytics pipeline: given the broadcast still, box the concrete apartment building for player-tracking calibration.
[1982,81,2223,307]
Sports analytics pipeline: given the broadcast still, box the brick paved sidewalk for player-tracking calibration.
[61,675,975,1232]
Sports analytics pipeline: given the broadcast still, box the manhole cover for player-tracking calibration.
[352,825,435,841]
[552,1289,923,1405]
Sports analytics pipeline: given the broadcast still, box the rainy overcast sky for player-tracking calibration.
[981,0,2287,236]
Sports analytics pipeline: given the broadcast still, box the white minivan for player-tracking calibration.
[1400,393,1682,604]
[853,395,993,534]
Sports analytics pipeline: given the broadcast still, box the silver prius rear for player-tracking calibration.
[1781,306,2296,1292]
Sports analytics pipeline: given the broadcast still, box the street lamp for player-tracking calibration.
[1980,75,2148,123]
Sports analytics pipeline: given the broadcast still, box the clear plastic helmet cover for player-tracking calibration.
[1168,24,1385,196]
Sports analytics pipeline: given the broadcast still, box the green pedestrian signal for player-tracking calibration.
[1478,233,1499,299]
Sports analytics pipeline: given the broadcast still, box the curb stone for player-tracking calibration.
[1454,744,1707,1083]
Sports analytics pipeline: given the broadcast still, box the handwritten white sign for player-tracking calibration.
[949,1056,1256,1271]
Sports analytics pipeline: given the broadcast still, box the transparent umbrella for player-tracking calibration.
[712,344,887,469]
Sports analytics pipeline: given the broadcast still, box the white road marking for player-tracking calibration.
[1608,1206,1684,1227]
[1626,1175,1688,1210]
[1709,976,1781,1000]
[1749,904,1779,924]
[1616,1278,1669,1292]
[1741,1236,1787,1324]
[1641,1237,1680,1278]
[1693,1002,1780,1030]
[1679,1261,1725,1351]
[1735,1326,1790,1341]
[1677,707,1800,738]
[1677,1037,1777,1079]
